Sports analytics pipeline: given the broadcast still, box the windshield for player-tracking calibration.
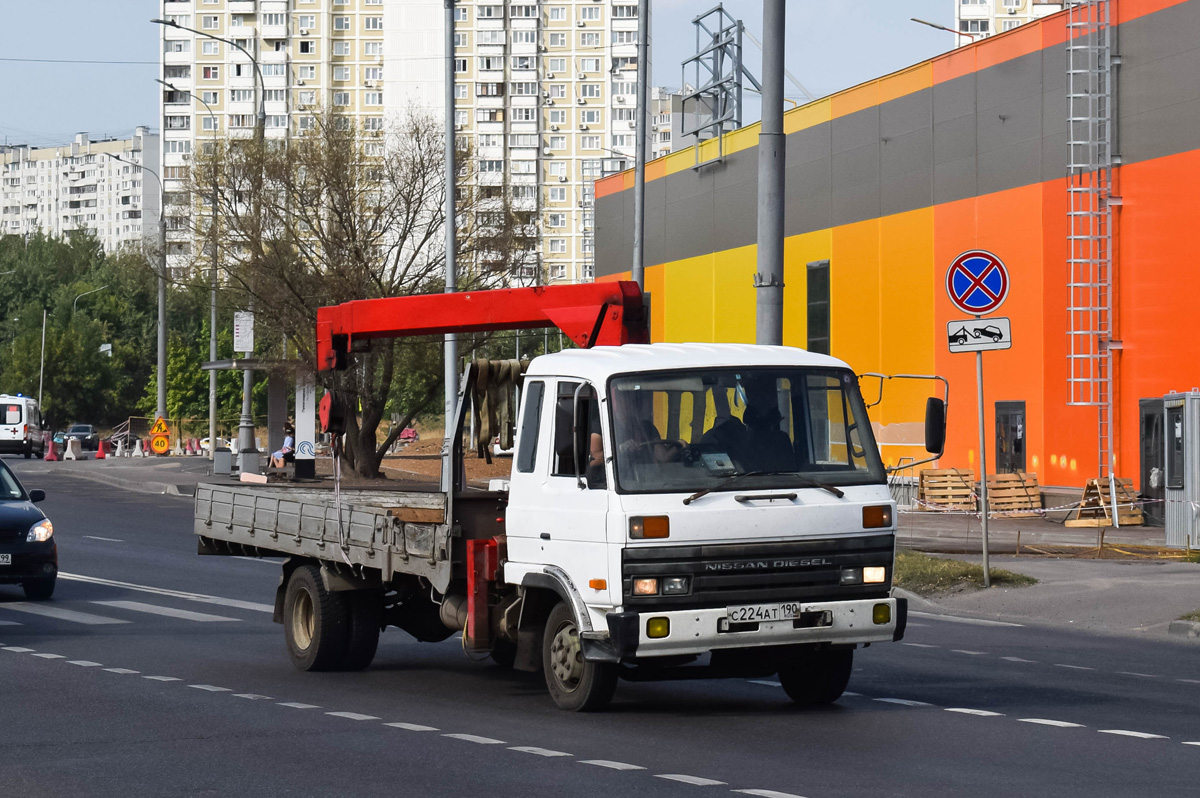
[0,464,25,500]
[69,425,91,433]
[608,367,886,494]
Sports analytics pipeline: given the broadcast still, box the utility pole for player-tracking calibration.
[755,0,786,346]
[443,0,459,468]
[631,0,650,291]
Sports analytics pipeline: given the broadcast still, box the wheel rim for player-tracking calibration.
[291,588,315,651]
[549,620,583,691]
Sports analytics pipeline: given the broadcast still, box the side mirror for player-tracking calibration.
[572,384,593,489]
[924,397,946,455]
[28,489,45,503]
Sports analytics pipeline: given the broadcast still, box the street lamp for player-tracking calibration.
[73,285,109,315]
[911,17,979,47]
[106,151,167,422]
[159,78,222,462]
[153,17,266,464]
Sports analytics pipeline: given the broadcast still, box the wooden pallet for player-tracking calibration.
[917,468,977,512]
[986,472,1042,517]
[1064,477,1145,527]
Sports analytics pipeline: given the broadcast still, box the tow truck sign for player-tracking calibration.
[947,317,1012,353]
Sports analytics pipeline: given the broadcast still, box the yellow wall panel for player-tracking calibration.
[829,219,883,373]
[711,245,758,342]
[781,229,833,348]
[661,254,716,342]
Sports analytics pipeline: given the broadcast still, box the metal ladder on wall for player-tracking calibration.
[1065,0,1117,479]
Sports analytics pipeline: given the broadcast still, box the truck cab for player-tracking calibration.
[502,344,904,707]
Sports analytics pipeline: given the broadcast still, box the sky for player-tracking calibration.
[0,0,954,148]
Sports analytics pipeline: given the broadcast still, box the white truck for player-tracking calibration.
[194,282,943,711]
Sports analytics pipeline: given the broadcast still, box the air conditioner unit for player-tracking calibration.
[455,123,463,131]
[616,96,625,104]
[1008,7,1016,13]
[546,72,554,79]
[578,73,586,80]
[300,28,308,35]
[580,124,588,130]
[542,91,550,98]
[542,147,552,155]
[576,20,585,27]
[651,125,658,132]
[627,121,636,129]
[538,45,547,52]
[576,97,586,105]
[545,98,554,105]
[558,176,568,182]
[181,154,191,161]
[297,79,305,85]
[364,80,374,87]
[550,124,559,131]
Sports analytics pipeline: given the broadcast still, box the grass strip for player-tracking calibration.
[895,549,1037,596]
[1179,610,1200,623]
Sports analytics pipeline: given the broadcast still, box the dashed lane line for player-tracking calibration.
[902,642,937,648]
[0,602,127,625]
[143,676,181,682]
[748,680,782,687]
[579,760,646,771]
[233,694,273,700]
[443,733,505,745]
[732,790,807,798]
[1178,679,1200,685]
[1116,672,1160,679]
[59,573,273,614]
[104,668,140,675]
[91,600,240,623]
[656,774,727,786]
[1098,730,1169,740]
[31,653,66,659]
[189,684,231,692]
[327,712,381,721]
[874,698,933,707]
[83,536,124,543]
[908,611,1023,628]
[1054,664,1095,671]
[1183,742,1200,747]
[945,708,1004,717]
[385,722,439,732]
[1001,656,1038,663]
[951,650,986,655]
[67,660,103,667]
[510,746,573,758]
[1019,718,1086,728]
[1,646,34,652]
[277,702,320,709]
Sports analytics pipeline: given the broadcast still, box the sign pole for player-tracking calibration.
[975,343,991,588]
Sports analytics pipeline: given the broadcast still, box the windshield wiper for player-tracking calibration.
[682,471,845,505]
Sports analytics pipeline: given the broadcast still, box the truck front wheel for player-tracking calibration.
[777,648,853,706]
[542,602,617,712]
[284,565,350,671]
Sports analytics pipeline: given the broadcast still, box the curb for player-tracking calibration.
[1168,620,1200,640]
[39,468,194,498]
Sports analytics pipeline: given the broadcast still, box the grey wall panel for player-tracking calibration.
[933,155,977,206]
[978,139,1043,197]
[788,121,831,164]
[784,158,832,234]
[831,107,880,153]
[880,89,932,139]
[978,94,1043,155]
[643,177,669,267]
[933,73,975,124]
[713,177,760,254]
[664,193,717,262]
[595,193,628,277]
[832,179,880,227]
[977,49,1042,111]
[1123,98,1200,168]
[881,127,933,182]
[933,113,976,165]
[832,142,880,189]
[881,169,934,219]
[1041,129,1067,184]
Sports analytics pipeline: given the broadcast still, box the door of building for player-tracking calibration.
[995,401,1026,474]
[1139,398,1166,527]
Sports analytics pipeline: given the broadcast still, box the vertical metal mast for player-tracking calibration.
[1065,0,1116,479]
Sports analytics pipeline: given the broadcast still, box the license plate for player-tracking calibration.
[726,602,803,623]
[0,554,10,565]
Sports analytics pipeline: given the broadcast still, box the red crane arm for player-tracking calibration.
[316,280,647,371]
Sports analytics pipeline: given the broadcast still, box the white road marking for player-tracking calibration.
[945,708,1004,717]
[443,733,505,745]
[748,680,782,687]
[384,722,439,732]
[233,557,280,565]
[0,602,127,625]
[327,712,380,721]
[1115,672,1159,679]
[91,600,240,623]
[1177,679,1200,685]
[189,684,230,692]
[1183,742,1200,747]
[143,676,181,682]
[951,649,986,655]
[31,653,65,659]
[2,646,34,653]
[277,702,320,709]
[843,691,862,697]
[0,619,22,626]
[732,790,807,798]
[902,642,937,648]
[233,694,273,700]
[104,668,139,674]
[1002,656,1037,663]
[60,573,273,613]
[1098,729,1168,740]
[1055,664,1094,671]
[1019,718,1086,728]
[909,611,1023,627]
[579,760,645,771]
[67,660,103,667]
[656,774,726,786]
[510,746,573,758]
[83,535,124,543]
[874,698,933,707]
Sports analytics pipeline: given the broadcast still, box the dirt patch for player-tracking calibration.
[309,438,513,489]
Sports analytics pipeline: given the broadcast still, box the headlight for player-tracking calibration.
[632,577,659,595]
[27,519,53,542]
[662,576,690,595]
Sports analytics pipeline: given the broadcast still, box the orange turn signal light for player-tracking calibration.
[862,505,893,529]
[588,579,607,590]
[630,515,669,539]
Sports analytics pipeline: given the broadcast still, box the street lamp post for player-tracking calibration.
[106,151,167,421]
[911,17,979,47]
[153,17,265,463]
[73,285,109,315]
[160,79,221,462]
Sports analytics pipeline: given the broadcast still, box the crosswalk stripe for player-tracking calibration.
[59,573,273,613]
[91,600,240,623]
[0,602,128,625]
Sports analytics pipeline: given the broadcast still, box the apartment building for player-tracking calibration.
[159,0,647,284]
[955,0,1064,42]
[0,128,161,253]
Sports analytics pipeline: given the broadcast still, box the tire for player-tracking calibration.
[542,602,617,712]
[23,577,56,600]
[341,590,382,671]
[777,648,854,706]
[283,565,350,672]
[23,445,31,459]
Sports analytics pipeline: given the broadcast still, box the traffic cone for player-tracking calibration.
[44,439,58,462]
[95,440,107,460]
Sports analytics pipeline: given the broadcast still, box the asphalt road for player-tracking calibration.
[1,468,1197,798]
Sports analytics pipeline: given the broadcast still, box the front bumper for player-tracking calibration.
[588,597,906,661]
[0,541,58,584]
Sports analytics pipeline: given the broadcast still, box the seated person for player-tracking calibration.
[270,423,295,469]
[742,404,796,472]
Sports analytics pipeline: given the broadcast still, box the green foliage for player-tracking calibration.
[894,549,1038,596]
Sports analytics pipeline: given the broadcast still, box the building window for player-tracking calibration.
[548,32,566,47]
[510,134,537,148]
[455,58,468,74]
[510,161,536,175]
[165,65,191,79]
[511,56,535,71]
[201,15,219,29]
[297,65,316,80]
[549,84,566,99]
[548,135,566,150]
[612,31,637,45]
[612,5,637,18]
[807,260,830,355]
[1001,19,1021,31]
[364,92,382,106]
[454,84,469,100]
[582,110,602,125]
[580,32,601,47]
[548,109,566,125]
[364,16,382,31]
[510,82,538,96]
[454,32,467,47]
[334,66,351,81]
[580,57,601,73]
[297,14,316,29]
[479,160,504,173]
[230,89,253,103]
[581,135,600,150]
[511,5,537,19]
[548,187,566,203]
[300,40,317,54]
[548,161,566,178]
[549,6,565,21]
[581,83,602,98]
[479,56,503,71]
[513,185,536,200]
[333,92,351,107]
[364,41,383,56]
[201,116,219,131]
[266,115,288,128]
[261,13,285,27]
[512,30,535,45]
[365,117,384,131]
[612,80,636,96]
[202,66,219,80]
[960,19,990,33]
[477,82,504,97]
[364,66,382,81]
[454,6,467,21]
[611,134,634,149]
[512,107,535,122]
[202,40,220,55]
[478,5,502,19]
[548,213,566,228]
[580,6,600,20]
[454,110,471,126]
[334,16,350,30]
[262,63,286,77]
[298,90,316,106]
[479,134,502,148]
[549,239,567,254]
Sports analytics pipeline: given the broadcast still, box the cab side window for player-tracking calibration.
[516,380,545,474]
[551,382,580,476]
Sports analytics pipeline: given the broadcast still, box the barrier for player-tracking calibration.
[44,439,59,462]
[63,438,82,461]
[114,438,126,458]
[132,438,147,458]
[173,436,185,456]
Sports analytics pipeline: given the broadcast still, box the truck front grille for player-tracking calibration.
[621,533,894,611]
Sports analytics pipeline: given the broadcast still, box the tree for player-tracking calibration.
[188,112,537,476]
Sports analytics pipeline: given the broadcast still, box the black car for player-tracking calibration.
[64,424,99,451]
[0,460,55,599]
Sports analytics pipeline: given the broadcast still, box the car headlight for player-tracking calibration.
[27,519,53,543]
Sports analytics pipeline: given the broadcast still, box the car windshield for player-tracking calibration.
[0,464,25,501]
[608,367,886,494]
[69,425,90,433]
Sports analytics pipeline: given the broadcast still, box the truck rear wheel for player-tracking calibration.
[542,602,617,712]
[777,648,853,706]
[342,590,382,671]
[284,565,350,672]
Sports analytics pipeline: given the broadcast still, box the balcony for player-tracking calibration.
[260,24,287,40]
[228,1,256,12]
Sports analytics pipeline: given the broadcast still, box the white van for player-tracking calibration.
[0,395,45,459]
